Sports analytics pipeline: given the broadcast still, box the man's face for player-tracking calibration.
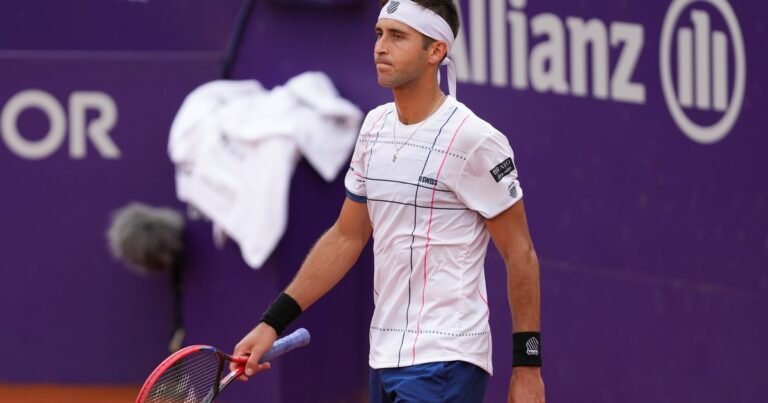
[374,19,431,89]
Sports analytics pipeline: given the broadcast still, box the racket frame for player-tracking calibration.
[136,328,310,403]
[135,345,246,403]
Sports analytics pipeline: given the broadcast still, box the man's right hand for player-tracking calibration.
[231,322,279,380]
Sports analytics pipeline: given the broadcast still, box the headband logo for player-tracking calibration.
[386,1,399,14]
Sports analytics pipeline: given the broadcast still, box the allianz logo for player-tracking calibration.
[451,0,746,144]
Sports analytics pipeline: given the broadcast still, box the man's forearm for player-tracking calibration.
[284,223,369,310]
[505,247,541,332]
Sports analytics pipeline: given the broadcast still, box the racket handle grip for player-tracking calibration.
[259,328,310,363]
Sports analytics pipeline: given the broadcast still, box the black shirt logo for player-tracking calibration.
[490,157,515,182]
[419,176,438,186]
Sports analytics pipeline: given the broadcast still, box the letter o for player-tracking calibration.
[1,89,66,159]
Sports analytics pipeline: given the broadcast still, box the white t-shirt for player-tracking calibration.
[344,96,523,375]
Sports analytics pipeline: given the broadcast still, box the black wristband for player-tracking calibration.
[259,292,303,336]
[513,332,542,367]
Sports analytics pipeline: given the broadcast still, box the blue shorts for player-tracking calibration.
[369,361,489,403]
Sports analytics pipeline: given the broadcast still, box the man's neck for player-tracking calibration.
[392,75,446,125]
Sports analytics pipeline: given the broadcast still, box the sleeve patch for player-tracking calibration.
[489,157,516,182]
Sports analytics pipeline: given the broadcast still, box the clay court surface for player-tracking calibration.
[0,384,139,402]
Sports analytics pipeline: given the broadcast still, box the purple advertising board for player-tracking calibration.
[1,0,766,402]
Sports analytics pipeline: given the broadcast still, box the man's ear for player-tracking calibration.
[428,41,448,65]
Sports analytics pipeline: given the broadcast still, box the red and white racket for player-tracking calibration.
[136,328,310,403]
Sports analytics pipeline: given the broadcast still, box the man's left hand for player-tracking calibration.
[508,367,545,403]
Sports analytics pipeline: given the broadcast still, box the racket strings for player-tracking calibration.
[145,350,223,403]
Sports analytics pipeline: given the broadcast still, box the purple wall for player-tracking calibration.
[0,0,242,51]
[0,0,239,384]
[1,0,766,402]
[0,56,222,383]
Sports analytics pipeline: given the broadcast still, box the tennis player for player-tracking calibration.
[233,1,544,401]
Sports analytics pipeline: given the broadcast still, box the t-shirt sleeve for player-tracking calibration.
[343,116,371,203]
[454,131,523,218]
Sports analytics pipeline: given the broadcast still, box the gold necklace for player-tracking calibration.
[392,96,445,163]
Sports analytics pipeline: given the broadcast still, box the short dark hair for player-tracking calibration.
[378,0,461,41]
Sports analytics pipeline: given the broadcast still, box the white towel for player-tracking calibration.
[168,72,362,269]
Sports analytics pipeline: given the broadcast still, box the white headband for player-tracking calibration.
[378,0,457,98]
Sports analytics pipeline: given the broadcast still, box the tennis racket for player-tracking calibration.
[136,328,310,403]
